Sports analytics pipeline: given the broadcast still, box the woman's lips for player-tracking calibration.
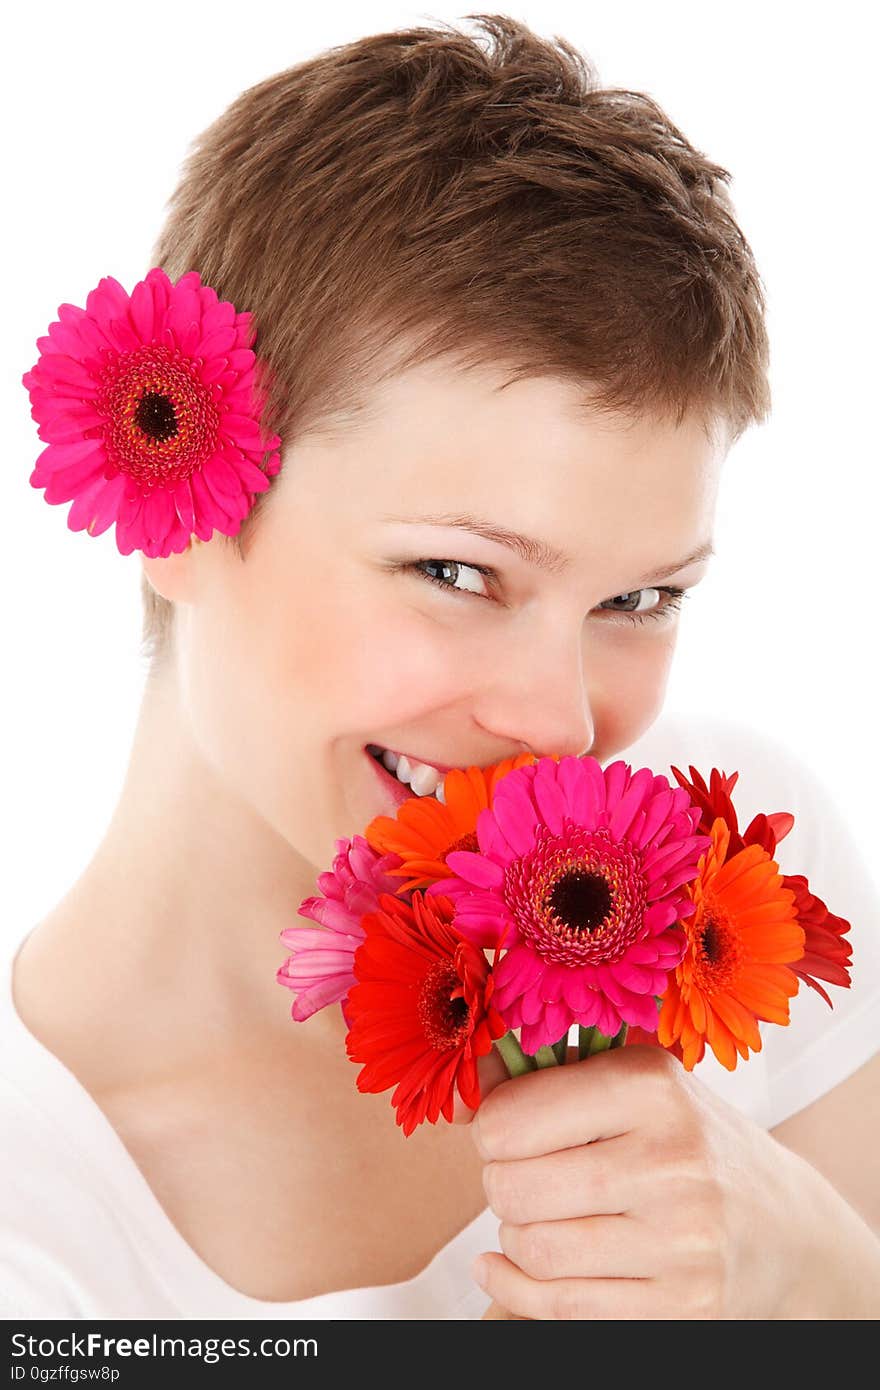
[365,746,422,808]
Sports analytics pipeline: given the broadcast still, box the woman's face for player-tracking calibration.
[154,360,724,872]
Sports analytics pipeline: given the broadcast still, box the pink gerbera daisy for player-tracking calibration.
[22,267,282,557]
[276,834,406,1023]
[426,755,711,1053]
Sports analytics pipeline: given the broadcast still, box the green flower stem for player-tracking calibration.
[578,1025,611,1058]
[551,1036,569,1065]
[494,1030,538,1076]
[533,1045,560,1069]
[578,1023,629,1058]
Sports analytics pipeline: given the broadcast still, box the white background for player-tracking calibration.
[3,1,877,951]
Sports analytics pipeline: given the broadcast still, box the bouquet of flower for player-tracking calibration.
[277,752,853,1136]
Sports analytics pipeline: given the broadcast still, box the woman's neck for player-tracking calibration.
[15,663,347,1090]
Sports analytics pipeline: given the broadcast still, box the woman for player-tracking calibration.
[3,15,878,1319]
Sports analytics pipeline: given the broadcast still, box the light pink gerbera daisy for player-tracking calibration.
[22,267,281,558]
[426,755,712,1053]
[277,834,405,1023]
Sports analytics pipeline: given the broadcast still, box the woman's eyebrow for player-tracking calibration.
[379,511,715,582]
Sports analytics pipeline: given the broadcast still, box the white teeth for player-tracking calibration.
[435,779,446,804]
[409,763,442,796]
[371,745,446,799]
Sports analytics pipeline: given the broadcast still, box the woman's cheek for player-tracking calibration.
[338,597,481,709]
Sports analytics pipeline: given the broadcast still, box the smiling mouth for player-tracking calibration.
[366,744,448,801]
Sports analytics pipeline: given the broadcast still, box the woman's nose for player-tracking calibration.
[471,621,594,761]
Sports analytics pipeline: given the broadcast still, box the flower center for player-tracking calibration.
[700,920,723,962]
[134,390,178,443]
[692,899,742,992]
[95,342,221,487]
[444,830,479,859]
[546,870,612,933]
[417,960,472,1050]
[507,821,648,967]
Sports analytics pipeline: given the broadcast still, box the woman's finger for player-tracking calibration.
[482,1132,640,1221]
[499,1213,657,1280]
[472,1046,674,1159]
[473,1251,660,1320]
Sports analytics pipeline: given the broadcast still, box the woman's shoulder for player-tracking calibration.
[0,927,118,1294]
[0,1069,111,1317]
[0,943,183,1319]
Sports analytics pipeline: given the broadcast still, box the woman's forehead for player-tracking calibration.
[289,368,722,541]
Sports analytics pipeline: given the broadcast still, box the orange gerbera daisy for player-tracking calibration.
[671,763,852,1007]
[658,816,805,1071]
[363,754,540,894]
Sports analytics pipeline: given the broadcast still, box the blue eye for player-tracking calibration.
[399,558,689,626]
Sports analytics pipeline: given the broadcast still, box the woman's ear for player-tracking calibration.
[140,540,202,606]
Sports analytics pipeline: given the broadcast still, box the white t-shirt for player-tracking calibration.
[2,712,878,1320]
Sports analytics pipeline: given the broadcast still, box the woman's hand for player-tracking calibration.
[462,1043,867,1320]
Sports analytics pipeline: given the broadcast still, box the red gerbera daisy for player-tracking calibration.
[784,873,853,1006]
[22,267,281,557]
[670,763,795,856]
[344,890,506,1136]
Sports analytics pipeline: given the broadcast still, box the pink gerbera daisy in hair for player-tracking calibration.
[277,834,406,1024]
[22,267,282,558]
[426,755,712,1054]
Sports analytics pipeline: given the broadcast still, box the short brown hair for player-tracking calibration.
[142,11,770,666]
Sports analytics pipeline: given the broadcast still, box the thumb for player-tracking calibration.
[451,1039,585,1125]
[450,1042,513,1124]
